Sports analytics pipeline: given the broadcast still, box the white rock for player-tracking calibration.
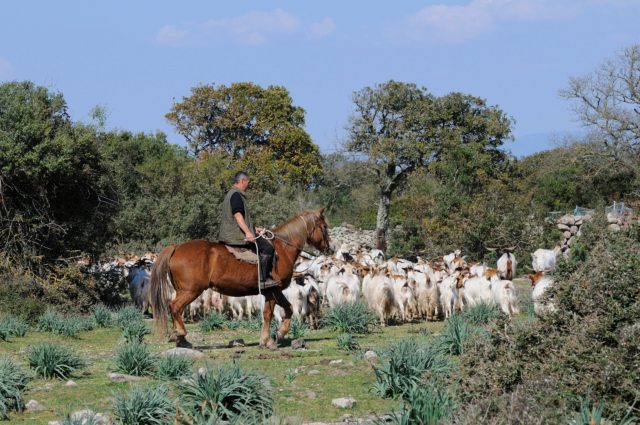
[107,373,143,383]
[329,359,344,365]
[332,397,356,409]
[163,348,204,358]
[609,223,621,231]
[570,225,579,234]
[364,351,378,361]
[65,380,77,387]
[308,369,321,376]
[557,223,571,232]
[26,399,45,412]
[559,215,575,226]
[563,231,572,239]
[48,422,61,425]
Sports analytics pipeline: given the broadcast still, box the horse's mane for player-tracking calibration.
[273,209,319,238]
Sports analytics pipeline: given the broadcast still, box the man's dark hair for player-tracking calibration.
[234,171,249,184]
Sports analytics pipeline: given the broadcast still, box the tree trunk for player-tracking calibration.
[376,188,392,252]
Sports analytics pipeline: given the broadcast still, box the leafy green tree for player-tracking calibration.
[165,82,322,190]
[346,80,513,250]
[0,81,113,263]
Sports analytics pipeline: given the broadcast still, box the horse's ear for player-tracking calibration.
[319,207,326,216]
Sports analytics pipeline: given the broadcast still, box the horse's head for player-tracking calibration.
[306,208,333,255]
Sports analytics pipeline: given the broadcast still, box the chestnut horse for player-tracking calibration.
[148,208,332,349]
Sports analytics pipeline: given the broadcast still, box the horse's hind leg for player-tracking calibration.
[273,290,293,343]
[169,289,201,348]
[260,292,278,350]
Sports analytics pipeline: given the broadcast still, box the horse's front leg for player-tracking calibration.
[260,293,278,350]
[273,290,293,343]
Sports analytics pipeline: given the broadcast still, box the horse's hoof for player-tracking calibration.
[168,332,178,342]
[176,335,193,349]
[266,339,279,350]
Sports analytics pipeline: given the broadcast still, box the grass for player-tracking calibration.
[28,342,85,379]
[91,305,113,328]
[336,333,360,351]
[200,311,227,332]
[112,385,174,425]
[435,314,475,356]
[121,321,151,344]
[36,310,94,338]
[321,302,378,334]
[154,355,193,381]
[113,342,155,376]
[0,314,29,338]
[116,305,145,329]
[0,357,31,420]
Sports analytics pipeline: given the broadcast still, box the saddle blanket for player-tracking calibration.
[225,245,259,264]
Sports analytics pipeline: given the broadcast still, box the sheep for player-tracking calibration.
[497,252,518,280]
[529,272,556,316]
[531,246,562,273]
[491,280,520,317]
[363,272,396,326]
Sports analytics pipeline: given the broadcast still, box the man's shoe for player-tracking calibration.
[260,277,280,290]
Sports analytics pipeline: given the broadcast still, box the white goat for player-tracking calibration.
[529,272,556,316]
[497,252,517,280]
[531,246,561,273]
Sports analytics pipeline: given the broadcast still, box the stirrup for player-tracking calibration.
[260,277,280,290]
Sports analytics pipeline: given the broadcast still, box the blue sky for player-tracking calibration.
[1,1,639,158]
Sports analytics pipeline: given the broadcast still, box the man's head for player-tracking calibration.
[233,171,250,192]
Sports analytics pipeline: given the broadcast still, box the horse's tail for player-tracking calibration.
[149,244,177,336]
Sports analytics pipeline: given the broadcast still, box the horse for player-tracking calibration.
[148,208,332,349]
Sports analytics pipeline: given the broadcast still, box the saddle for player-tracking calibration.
[224,245,259,264]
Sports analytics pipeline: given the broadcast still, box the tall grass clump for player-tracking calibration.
[178,363,273,421]
[91,304,113,327]
[0,314,28,338]
[0,327,7,342]
[114,342,155,376]
[28,342,85,379]
[117,305,145,329]
[321,302,377,334]
[289,317,308,339]
[200,311,226,332]
[36,310,93,338]
[0,357,31,419]
[58,411,100,425]
[462,302,500,325]
[373,338,450,399]
[154,355,193,381]
[374,385,455,425]
[336,333,360,351]
[112,385,174,425]
[568,396,637,425]
[121,321,150,344]
[435,314,475,355]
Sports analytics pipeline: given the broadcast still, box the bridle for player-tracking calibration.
[259,214,331,257]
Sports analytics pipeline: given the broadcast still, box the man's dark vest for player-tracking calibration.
[219,188,255,245]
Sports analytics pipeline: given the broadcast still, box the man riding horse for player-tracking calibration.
[219,171,279,290]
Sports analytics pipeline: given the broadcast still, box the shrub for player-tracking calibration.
[289,317,308,339]
[114,342,155,376]
[568,395,637,425]
[373,338,450,399]
[154,355,193,381]
[28,342,85,379]
[240,318,263,332]
[0,315,28,337]
[92,304,113,327]
[375,385,455,425]
[0,357,31,419]
[117,305,145,329]
[336,333,360,352]
[122,321,150,344]
[462,302,500,325]
[435,314,475,355]
[200,311,226,332]
[112,385,174,425]
[0,327,7,342]
[59,411,100,425]
[36,310,92,338]
[321,303,377,334]
[37,309,64,332]
[178,363,273,421]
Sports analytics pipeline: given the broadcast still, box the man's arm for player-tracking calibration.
[234,212,255,242]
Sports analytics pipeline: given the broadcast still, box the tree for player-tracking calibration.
[560,44,640,174]
[346,80,513,250]
[165,82,322,190]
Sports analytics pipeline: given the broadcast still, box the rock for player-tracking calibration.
[70,410,113,425]
[557,223,571,232]
[558,215,575,226]
[308,369,321,376]
[570,225,579,234]
[65,380,77,387]
[291,338,306,350]
[567,237,574,246]
[563,231,572,239]
[305,389,318,399]
[563,249,571,258]
[48,422,61,425]
[364,351,378,362]
[26,399,45,412]
[163,347,205,358]
[609,223,621,231]
[228,339,246,348]
[575,218,583,226]
[607,213,618,223]
[329,359,344,366]
[107,372,143,383]
[332,397,356,409]
[198,367,208,376]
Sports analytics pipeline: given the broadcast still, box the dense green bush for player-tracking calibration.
[435,314,476,356]
[121,321,150,344]
[288,317,308,340]
[112,385,174,425]
[116,305,145,329]
[462,302,501,326]
[373,338,450,399]
[452,218,640,422]
[114,342,155,376]
[200,311,226,332]
[91,304,113,327]
[36,309,93,338]
[336,333,360,352]
[321,303,377,334]
[0,357,31,419]
[178,363,273,421]
[0,315,29,337]
[374,384,454,425]
[154,355,193,381]
[28,342,85,379]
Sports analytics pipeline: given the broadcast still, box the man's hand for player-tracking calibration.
[255,226,265,234]
[245,231,256,242]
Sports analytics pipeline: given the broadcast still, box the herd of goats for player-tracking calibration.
[117,242,560,330]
